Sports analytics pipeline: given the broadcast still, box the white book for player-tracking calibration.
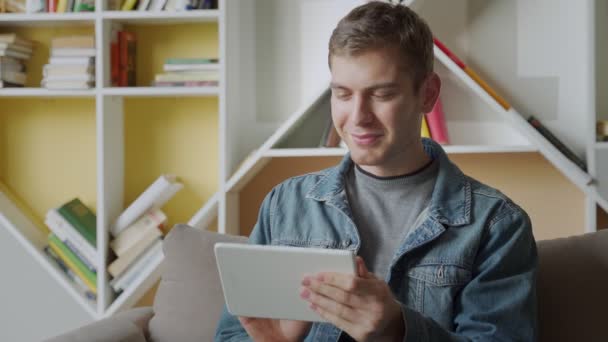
[0,49,30,60]
[43,64,94,77]
[45,208,97,264]
[43,74,95,82]
[0,43,33,54]
[42,80,93,89]
[49,56,94,65]
[110,240,163,292]
[108,232,162,278]
[137,0,152,10]
[163,63,219,72]
[111,175,183,237]
[51,48,96,57]
[149,0,167,11]
[110,209,166,257]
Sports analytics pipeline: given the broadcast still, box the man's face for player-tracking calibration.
[330,48,431,173]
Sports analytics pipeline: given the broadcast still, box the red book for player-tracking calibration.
[118,31,136,87]
[425,97,449,144]
[110,38,119,86]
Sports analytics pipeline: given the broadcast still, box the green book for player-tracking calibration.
[165,58,219,65]
[58,198,96,247]
[48,234,97,292]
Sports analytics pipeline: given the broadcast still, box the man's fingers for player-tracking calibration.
[356,256,373,279]
[304,289,360,323]
[302,278,363,308]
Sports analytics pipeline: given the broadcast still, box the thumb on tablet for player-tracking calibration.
[356,256,372,278]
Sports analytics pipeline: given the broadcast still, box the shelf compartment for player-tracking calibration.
[0,24,96,88]
[122,96,219,231]
[0,186,98,318]
[103,21,218,87]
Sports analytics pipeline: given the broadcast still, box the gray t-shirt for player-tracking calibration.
[345,159,439,279]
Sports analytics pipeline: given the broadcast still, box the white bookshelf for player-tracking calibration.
[0,3,228,319]
[0,0,606,323]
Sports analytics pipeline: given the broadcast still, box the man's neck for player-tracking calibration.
[357,144,431,178]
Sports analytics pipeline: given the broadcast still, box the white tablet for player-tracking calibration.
[214,242,356,322]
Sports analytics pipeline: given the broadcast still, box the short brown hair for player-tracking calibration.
[328,1,434,90]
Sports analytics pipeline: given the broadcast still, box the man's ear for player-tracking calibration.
[420,72,441,113]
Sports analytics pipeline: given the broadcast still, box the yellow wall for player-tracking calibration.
[123,97,219,232]
[0,98,97,228]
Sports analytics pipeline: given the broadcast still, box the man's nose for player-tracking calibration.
[352,95,373,125]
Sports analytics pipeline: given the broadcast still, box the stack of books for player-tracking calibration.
[48,0,95,13]
[2,0,25,12]
[112,0,216,11]
[153,58,219,87]
[42,35,95,90]
[44,198,97,302]
[0,33,34,88]
[108,174,183,293]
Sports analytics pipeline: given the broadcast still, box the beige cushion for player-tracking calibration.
[537,229,608,342]
[148,224,248,342]
[44,307,153,342]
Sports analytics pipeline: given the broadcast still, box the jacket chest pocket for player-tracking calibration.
[401,264,471,329]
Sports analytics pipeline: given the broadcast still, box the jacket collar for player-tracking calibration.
[305,138,471,227]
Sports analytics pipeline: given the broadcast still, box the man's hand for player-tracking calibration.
[238,317,311,342]
[300,257,406,342]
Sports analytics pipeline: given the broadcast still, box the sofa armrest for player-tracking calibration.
[44,307,154,342]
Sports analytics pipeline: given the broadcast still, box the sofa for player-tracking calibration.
[45,224,608,342]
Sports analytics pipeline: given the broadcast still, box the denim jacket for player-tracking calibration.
[215,138,538,341]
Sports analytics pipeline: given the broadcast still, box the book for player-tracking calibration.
[149,0,167,10]
[48,234,97,294]
[153,80,218,87]
[118,30,136,86]
[42,80,93,89]
[0,48,30,60]
[45,208,97,263]
[51,47,96,57]
[527,116,587,171]
[43,246,96,301]
[49,56,94,65]
[110,28,119,86]
[57,198,96,247]
[137,0,151,10]
[55,0,67,12]
[0,69,26,85]
[110,240,163,292]
[111,174,183,236]
[121,0,137,10]
[0,80,23,88]
[154,70,219,82]
[108,232,162,277]
[43,64,94,77]
[51,36,95,49]
[0,34,33,47]
[165,57,218,65]
[110,209,166,257]
[421,115,431,138]
[425,97,449,144]
[0,42,33,54]
[43,74,95,82]
[162,63,219,72]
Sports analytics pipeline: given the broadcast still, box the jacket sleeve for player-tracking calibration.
[401,206,538,342]
[214,186,278,341]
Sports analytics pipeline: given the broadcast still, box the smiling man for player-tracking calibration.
[215,1,537,341]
